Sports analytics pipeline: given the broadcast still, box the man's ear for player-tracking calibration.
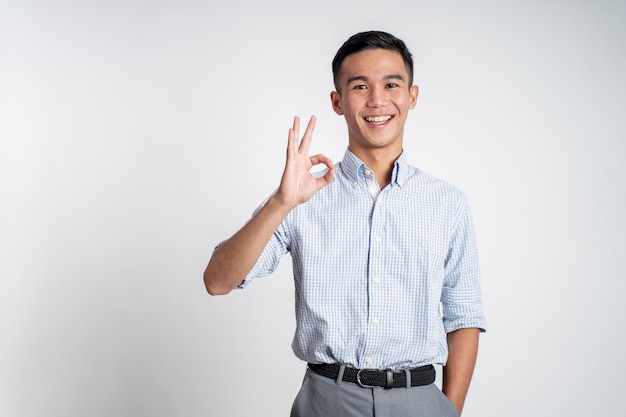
[330,91,343,115]
[409,85,419,110]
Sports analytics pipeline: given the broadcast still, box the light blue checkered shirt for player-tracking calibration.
[236,149,486,369]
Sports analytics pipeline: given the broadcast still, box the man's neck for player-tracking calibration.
[349,146,402,189]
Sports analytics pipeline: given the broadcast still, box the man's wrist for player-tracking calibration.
[266,194,297,217]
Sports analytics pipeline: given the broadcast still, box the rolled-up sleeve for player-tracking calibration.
[441,198,487,333]
[218,202,291,290]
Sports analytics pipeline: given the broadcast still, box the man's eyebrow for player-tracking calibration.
[346,74,406,85]
[346,75,369,84]
[382,74,405,82]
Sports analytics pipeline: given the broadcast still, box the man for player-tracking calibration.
[204,31,486,417]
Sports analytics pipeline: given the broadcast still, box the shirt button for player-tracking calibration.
[375,236,382,243]
[365,357,373,364]
[364,169,372,176]
[373,318,380,325]
[353,181,358,186]
[374,277,381,283]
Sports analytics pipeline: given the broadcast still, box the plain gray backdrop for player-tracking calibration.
[1,0,625,416]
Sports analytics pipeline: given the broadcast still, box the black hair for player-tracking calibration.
[332,30,414,90]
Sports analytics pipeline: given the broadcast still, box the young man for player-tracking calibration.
[204,31,486,417]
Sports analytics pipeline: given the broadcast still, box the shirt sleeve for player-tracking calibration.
[440,196,487,333]
[213,199,291,290]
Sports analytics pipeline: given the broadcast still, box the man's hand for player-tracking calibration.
[274,116,335,209]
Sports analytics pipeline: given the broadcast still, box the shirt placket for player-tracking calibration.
[361,168,386,368]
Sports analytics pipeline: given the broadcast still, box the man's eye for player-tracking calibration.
[387,83,399,88]
[353,84,367,90]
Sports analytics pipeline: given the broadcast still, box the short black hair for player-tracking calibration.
[332,30,414,90]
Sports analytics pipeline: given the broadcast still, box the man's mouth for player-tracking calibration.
[365,115,393,124]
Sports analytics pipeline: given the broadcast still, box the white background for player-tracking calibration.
[1,1,625,416]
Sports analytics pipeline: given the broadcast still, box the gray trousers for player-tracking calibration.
[290,368,459,417]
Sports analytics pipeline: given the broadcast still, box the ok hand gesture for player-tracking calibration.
[274,116,335,209]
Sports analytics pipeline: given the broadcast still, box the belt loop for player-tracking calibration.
[335,365,346,385]
[404,369,411,389]
[386,370,393,389]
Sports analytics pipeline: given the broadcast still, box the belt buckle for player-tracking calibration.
[357,369,395,388]
[356,369,378,388]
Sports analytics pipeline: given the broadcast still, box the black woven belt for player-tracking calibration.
[308,363,435,389]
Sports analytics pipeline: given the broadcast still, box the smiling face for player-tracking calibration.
[331,48,419,159]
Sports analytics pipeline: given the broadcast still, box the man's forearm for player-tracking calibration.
[442,327,480,415]
[203,195,293,295]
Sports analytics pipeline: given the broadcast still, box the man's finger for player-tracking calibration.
[287,116,300,160]
[298,115,317,153]
[317,167,335,188]
[309,154,335,189]
[308,154,333,168]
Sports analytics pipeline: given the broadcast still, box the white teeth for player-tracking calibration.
[365,115,392,123]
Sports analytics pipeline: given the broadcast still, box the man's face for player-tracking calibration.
[331,49,418,156]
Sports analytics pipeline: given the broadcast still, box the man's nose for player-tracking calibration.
[367,86,385,107]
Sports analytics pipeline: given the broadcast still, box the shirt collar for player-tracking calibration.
[341,148,410,188]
